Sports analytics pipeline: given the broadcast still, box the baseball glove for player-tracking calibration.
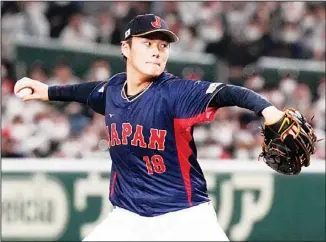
[259,108,320,175]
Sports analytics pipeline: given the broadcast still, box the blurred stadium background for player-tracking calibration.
[1,1,325,241]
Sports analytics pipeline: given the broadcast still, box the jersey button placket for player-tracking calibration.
[125,105,132,152]
[125,105,131,122]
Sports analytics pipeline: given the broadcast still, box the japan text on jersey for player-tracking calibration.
[88,72,224,216]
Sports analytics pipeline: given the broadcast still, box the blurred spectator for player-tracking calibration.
[233,112,259,159]
[48,58,80,86]
[177,2,203,26]
[1,2,49,38]
[110,2,151,45]
[269,22,306,59]
[1,1,324,61]
[173,25,205,53]
[200,17,225,44]
[279,73,298,107]
[244,16,274,63]
[28,61,49,83]
[199,2,224,22]
[129,2,151,16]
[280,2,306,24]
[109,2,133,45]
[111,2,131,19]
[163,13,182,37]
[202,17,230,60]
[317,77,325,99]
[313,77,326,131]
[281,22,302,45]
[210,108,237,148]
[225,2,257,42]
[96,10,115,44]
[161,2,179,18]
[181,67,204,80]
[59,12,97,46]
[225,8,278,69]
[293,83,312,113]
[86,59,111,82]
[22,2,50,38]
[2,129,25,158]
[243,72,265,92]
[56,137,83,158]
[1,59,15,89]
[64,102,92,136]
[45,1,83,38]
[81,2,112,16]
[1,2,49,60]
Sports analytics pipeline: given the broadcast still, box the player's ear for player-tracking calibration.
[121,40,130,59]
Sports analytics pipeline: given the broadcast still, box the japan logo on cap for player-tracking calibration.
[151,16,161,28]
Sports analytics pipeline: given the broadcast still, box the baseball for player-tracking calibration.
[15,87,33,99]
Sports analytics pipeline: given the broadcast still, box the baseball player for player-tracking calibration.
[15,14,289,241]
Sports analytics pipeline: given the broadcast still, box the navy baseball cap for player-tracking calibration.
[122,14,179,43]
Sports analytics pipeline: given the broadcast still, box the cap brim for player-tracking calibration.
[132,29,179,43]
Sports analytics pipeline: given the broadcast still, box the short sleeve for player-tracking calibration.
[168,79,225,126]
[87,81,108,115]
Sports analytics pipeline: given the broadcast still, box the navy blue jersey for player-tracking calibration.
[87,72,225,216]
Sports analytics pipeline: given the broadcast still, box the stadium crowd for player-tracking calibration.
[2,2,325,61]
[1,2,325,159]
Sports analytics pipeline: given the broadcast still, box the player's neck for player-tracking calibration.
[126,68,153,96]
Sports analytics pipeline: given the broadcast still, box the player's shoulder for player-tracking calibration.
[91,72,126,94]
[156,72,208,92]
[106,72,127,86]
[156,72,188,88]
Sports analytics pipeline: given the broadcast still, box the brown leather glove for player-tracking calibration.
[259,108,320,175]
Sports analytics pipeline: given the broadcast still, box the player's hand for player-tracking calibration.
[261,106,285,125]
[14,77,49,101]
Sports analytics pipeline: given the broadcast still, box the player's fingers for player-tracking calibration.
[14,83,26,94]
[14,78,33,94]
[22,93,38,102]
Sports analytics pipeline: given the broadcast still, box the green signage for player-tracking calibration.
[2,170,324,241]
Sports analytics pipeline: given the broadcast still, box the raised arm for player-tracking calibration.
[48,82,102,104]
[14,77,107,115]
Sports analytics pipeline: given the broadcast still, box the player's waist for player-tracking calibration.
[110,193,210,217]
[113,200,213,218]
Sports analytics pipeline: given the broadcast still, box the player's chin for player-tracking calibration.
[144,66,164,77]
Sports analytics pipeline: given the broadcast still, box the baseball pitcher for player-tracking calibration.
[14,14,318,241]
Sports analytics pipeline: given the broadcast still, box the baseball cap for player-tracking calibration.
[122,14,179,43]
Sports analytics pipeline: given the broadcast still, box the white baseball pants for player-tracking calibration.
[83,201,229,241]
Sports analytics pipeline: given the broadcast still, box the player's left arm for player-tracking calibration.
[167,79,282,124]
[209,84,321,173]
[208,84,284,123]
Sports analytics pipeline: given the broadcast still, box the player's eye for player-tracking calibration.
[144,41,151,47]
[161,43,168,49]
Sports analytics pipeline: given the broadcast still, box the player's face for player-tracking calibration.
[122,33,170,77]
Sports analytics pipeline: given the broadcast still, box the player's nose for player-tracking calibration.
[150,44,160,57]
[151,49,159,58]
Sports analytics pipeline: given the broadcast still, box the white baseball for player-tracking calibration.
[15,87,33,99]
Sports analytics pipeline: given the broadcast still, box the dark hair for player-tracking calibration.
[122,38,133,62]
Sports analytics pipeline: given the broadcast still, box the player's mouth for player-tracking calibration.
[146,62,160,67]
